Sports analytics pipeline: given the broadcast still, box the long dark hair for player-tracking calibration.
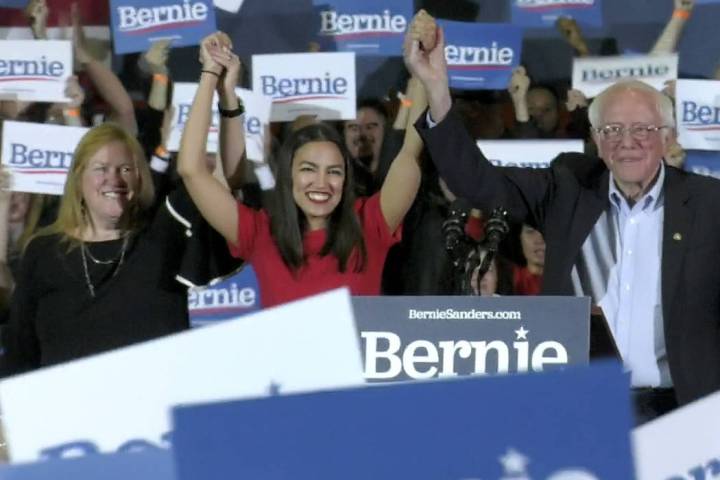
[269,123,367,273]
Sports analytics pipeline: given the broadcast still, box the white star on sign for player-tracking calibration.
[499,447,530,475]
[515,326,529,340]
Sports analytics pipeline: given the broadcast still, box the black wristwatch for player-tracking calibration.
[218,98,245,118]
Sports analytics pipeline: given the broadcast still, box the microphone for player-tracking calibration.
[466,207,509,295]
[442,207,470,269]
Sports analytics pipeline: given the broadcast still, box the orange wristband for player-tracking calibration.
[154,145,169,159]
[63,108,80,117]
[672,9,690,20]
[153,73,169,85]
[400,98,413,108]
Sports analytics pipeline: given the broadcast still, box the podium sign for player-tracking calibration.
[172,362,635,480]
[353,296,591,381]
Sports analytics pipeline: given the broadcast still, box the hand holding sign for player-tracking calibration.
[565,88,588,112]
[25,0,48,40]
[65,75,85,109]
[143,40,171,75]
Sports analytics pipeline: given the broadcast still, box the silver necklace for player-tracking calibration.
[80,236,129,297]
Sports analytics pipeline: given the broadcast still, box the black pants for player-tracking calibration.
[632,388,678,426]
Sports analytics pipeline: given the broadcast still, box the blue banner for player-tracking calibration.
[438,21,523,91]
[188,266,261,327]
[511,0,602,28]
[172,362,634,480]
[0,450,173,480]
[0,0,26,8]
[696,0,720,4]
[312,0,412,56]
[684,150,720,180]
[109,0,217,55]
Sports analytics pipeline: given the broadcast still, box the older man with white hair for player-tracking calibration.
[405,14,720,424]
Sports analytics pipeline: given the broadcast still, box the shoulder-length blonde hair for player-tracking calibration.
[34,122,155,249]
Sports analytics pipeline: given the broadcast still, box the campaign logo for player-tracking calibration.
[116,0,209,35]
[7,143,73,175]
[260,72,349,104]
[680,101,720,132]
[439,21,522,90]
[314,0,411,56]
[579,62,670,84]
[0,56,64,83]
[458,447,601,480]
[363,324,569,380]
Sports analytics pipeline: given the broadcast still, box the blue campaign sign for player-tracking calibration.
[188,265,261,327]
[439,20,523,91]
[312,0,412,56]
[511,0,603,28]
[0,0,27,8]
[684,149,720,180]
[172,362,634,480]
[696,0,720,4]
[109,0,217,55]
[0,450,174,480]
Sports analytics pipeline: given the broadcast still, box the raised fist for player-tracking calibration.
[565,89,588,112]
[411,9,437,52]
[508,66,530,101]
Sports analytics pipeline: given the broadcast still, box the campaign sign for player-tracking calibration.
[572,53,678,98]
[684,149,720,180]
[253,52,356,121]
[0,40,72,103]
[676,79,720,151]
[172,362,634,480]
[353,296,590,382]
[633,390,720,480]
[438,20,523,91]
[477,138,585,168]
[0,450,174,480]
[188,265,261,327]
[213,0,245,13]
[0,121,88,195]
[109,0,217,55]
[313,0,411,56]
[168,83,271,162]
[0,0,28,8]
[0,289,364,462]
[511,0,603,28]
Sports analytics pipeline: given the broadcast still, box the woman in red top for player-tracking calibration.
[178,32,427,307]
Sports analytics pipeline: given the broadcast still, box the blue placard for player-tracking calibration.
[0,450,174,480]
[438,21,523,91]
[109,0,217,55]
[696,0,720,4]
[511,0,603,28]
[188,266,262,327]
[0,0,26,8]
[684,150,720,180]
[172,362,634,480]
[312,0,412,56]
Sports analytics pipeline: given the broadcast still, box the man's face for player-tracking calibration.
[593,89,671,189]
[527,88,559,134]
[343,107,385,167]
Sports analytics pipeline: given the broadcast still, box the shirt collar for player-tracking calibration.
[608,163,665,212]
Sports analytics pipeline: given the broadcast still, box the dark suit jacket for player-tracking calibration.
[417,108,720,406]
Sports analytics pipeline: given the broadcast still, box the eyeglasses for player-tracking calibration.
[593,124,670,141]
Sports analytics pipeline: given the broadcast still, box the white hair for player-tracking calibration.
[588,79,675,129]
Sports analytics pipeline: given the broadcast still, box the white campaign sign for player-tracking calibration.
[477,139,585,168]
[676,79,720,151]
[252,52,356,122]
[0,288,364,462]
[213,0,245,13]
[0,40,73,103]
[633,390,720,480]
[0,121,88,195]
[168,83,272,163]
[572,54,678,98]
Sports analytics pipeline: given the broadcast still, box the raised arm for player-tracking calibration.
[72,2,137,135]
[143,40,172,112]
[650,0,694,54]
[508,66,530,123]
[177,32,239,245]
[213,47,246,189]
[556,17,590,57]
[25,0,48,40]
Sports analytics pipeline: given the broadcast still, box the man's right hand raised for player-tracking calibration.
[403,9,451,124]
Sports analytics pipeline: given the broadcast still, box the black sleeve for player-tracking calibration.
[0,239,42,376]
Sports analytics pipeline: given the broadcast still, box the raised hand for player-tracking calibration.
[565,88,588,112]
[556,16,590,56]
[508,66,530,102]
[25,0,48,40]
[71,2,93,67]
[64,75,85,108]
[199,31,233,76]
[207,42,242,99]
[143,39,171,75]
[675,0,694,12]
